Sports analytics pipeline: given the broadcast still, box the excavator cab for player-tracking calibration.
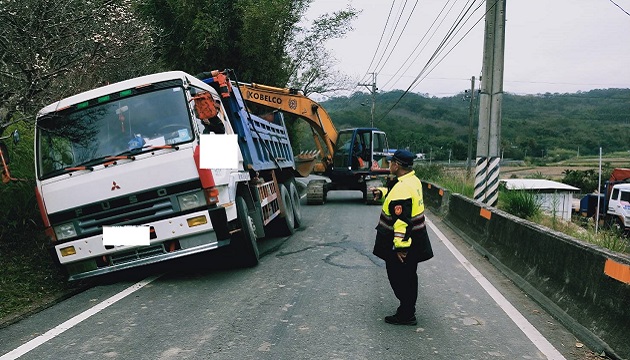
[306,128,391,205]
[331,128,390,173]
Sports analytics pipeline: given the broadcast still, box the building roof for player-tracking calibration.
[500,179,580,192]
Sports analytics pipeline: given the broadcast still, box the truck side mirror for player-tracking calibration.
[12,129,20,145]
[0,142,9,165]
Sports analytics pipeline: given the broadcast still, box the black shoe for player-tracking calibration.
[384,314,417,325]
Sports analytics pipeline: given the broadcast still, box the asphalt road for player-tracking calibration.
[0,190,594,360]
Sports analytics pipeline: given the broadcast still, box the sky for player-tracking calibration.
[304,0,630,97]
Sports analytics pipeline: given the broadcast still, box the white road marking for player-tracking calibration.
[426,218,567,360]
[0,274,161,360]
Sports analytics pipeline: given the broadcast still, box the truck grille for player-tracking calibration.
[78,197,174,233]
[110,244,166,265]
[48,180,201,241]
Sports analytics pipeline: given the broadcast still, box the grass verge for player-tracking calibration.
[0,228,92,327]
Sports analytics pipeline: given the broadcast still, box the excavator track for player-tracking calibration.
[306,180,327,205]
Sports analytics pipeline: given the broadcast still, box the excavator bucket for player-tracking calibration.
[294,150,319,177]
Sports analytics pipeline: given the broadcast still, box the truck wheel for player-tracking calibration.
[611,217,626,236]
[277,183,296,235]
[306,180,327,205]
[287,180,302,228]
[233,196,259,267]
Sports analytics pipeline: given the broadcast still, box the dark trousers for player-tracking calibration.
[386,258,418,317]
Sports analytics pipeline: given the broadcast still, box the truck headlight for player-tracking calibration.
[54,223,77,240]
[177,191,205,211]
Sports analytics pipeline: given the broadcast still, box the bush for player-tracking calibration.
[562,166,614,194]
[0,122,40,242]
[498,189,541,220]
[414,163,444,181]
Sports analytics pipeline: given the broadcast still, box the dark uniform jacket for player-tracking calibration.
[373,170,434,263]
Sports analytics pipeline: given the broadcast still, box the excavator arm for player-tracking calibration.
[237,82,338,175]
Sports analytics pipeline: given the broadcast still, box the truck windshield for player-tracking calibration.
[37,87,193,179]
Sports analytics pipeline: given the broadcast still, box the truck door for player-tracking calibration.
[371,131,390,170]
[617,189,630,220]
[608,188,620,215]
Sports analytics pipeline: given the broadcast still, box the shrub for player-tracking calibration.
[0,122,40,242]
[498,189,541,220]
[414,163,444,181]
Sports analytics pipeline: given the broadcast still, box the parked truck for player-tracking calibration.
[34,70,302,280]
[579,168,630,235]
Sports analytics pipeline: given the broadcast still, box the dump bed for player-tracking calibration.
[199,75,295,173]
[229,90,295,172]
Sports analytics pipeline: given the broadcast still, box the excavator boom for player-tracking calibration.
[238,82,338,175]
[235,78,391,205]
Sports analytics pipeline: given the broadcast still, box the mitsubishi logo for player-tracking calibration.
[111,181,121,191]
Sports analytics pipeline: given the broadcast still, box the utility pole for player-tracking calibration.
[359,73,377,128]
[466,76,476,177]
[473,0,506,207]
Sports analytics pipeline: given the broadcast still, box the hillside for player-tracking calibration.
[291,88,630,162]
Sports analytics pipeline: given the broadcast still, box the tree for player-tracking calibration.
[285,6,359,96]
[0,0,158,136]
[139,0,358,93]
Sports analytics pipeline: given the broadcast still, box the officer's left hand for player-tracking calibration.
[396,251,408,263]
[369,187,382,200]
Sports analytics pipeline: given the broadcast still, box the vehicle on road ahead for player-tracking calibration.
[579,168,630,234]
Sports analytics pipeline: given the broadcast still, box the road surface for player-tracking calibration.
[0,190,593,359]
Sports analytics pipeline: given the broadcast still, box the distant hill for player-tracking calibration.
[294,88,630,161]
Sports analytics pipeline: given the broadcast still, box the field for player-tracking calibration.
[500,155,630,181]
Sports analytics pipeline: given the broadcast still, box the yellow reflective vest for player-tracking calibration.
[373,171,433,263]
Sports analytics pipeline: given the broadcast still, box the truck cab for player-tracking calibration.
[607,183,630,232]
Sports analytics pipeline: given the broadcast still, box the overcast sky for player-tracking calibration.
[305,0,630,97]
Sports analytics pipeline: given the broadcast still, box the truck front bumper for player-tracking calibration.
[55,207,232,280]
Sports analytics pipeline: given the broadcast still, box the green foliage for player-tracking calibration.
[525,171,547,179]
[567,216,629,253]
[138,0,356,91]
[321,88,630,160]
[562,169,596,193]
[414,163,445,181]
[498,189,542,220]
[1,0,159,130]
[0,121,39,240]
[414,165,474,198]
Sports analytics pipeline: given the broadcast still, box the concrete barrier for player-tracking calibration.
[422,181,630,360]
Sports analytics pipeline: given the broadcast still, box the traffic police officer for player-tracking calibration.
[371,149,433,325]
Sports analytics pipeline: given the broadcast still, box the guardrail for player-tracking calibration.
[422,181,630,360]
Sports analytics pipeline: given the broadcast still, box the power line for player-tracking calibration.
[362,1,397,81]
[381,0,460,89]
[410,0,485,90]
[338,1,396,109]
[410,0,487,92]
[371,0,413,73]
[608,0,630,17]
[375,1,420,75]
[378,0,493,121]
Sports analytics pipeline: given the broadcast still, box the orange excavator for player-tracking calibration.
[237,82,392,204]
